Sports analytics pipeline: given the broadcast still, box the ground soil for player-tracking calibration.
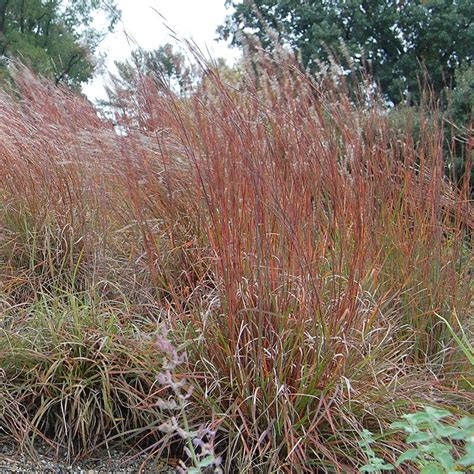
[0,443,176,473]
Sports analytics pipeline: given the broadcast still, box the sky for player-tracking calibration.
[83,0,240,101]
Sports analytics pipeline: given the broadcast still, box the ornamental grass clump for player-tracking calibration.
[0,291,169,460]
[105,46,472,471]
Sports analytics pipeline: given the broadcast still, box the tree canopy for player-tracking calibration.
[0,0,120,87]
[102,44,242,132]
[220,0,474,104]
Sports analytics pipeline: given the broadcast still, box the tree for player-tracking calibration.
[105,44,198,105]
[0,0,120,88]
[103,44,242,131]
[445,65,473,187]
[101,44,198,129]
[220,0,474,105]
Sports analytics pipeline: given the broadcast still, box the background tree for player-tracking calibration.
[0,0,120,88]
[221,0,473,191]
[104,44,197,104]
[102,44,198,129]
[220,0,474,105]
[102,43,240,115]
[103,44,241,130]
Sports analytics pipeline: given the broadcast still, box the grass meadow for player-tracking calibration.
[0,53,472,472]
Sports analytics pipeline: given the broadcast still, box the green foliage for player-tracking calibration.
[0,0,120,87]
[437,311,474,371]
[358,430,394,473]
[221,0,474,105]
[391,407,474,473]
[445,65,474,187]
[449,66,474,126]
